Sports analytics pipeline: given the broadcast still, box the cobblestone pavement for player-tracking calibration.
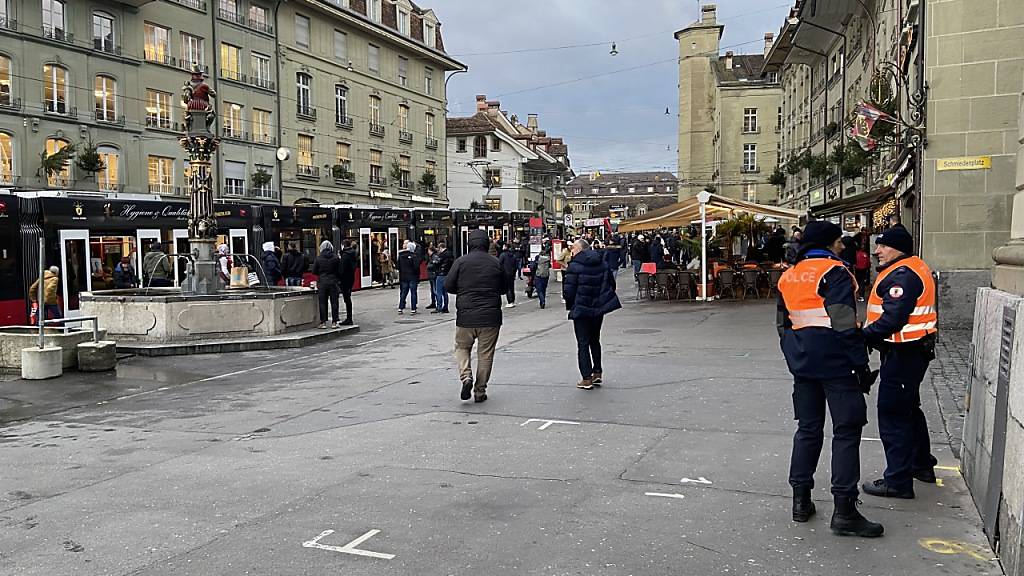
[927,328,973,458]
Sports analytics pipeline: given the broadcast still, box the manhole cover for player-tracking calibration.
[395,319,425,324]
[624,329,661,334]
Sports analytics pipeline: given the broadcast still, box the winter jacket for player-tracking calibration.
[29,271,59,305]
[282,250,307,278]
[630,240,649,263]
[339,247,357,289]
[649,241,665,264]
[563,249,622,320]
[143,250,172,282]
[113,263,137,289]
[397,249,422,282]
[430,248,455,276]
[262,251,282,285]
[444,230,505,328]
[312,247,343,287]
[497,250,517,278]
[604,246,623,270]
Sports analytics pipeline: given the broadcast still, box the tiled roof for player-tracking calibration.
[446,113,500,135]
[567,171,678,187]
[713,54,771,83]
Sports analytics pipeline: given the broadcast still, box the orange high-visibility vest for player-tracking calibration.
[778,258,856,330]
[865,256,937,343]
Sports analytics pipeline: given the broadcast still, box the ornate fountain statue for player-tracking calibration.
[179,68,221,295]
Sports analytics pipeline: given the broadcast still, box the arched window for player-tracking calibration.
[0,54,11,107]
[92,12,115,53]
[473,135,487,159]
[97,145,119,191]
[43,64,68,114]
[94,75,116,122]
[0,132,13,184]
[44,138,71,186]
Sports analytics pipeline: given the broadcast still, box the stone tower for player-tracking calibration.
[675,4,722,200]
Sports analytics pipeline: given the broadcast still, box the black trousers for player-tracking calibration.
[505,274,516,304]
[573,316,604,378]
[789,375,867,497]
[878,344,936,491]
[318,283,340,323]
[341,286,353,322]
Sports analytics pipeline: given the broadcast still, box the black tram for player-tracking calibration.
[412,208,454,252]
[454,210,511,255]
[334,206,412,290]
[0,194,26,325]
[263,205,339,286]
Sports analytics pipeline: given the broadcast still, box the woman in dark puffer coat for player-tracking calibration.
[563,239,622,390]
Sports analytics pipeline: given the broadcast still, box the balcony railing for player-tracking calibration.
[333,168,356,184]
[369,123,385,137]
[222,128,246,140]
[92,39,121,55]
[249,76,275,91]
[251,185,276,199]
[44,102,76,117]
[248,18,274,35]
[420,184,437,194]
[740,166,759,174]
[145,51,176,67]
[425,136,438,150]
[42,25,72,43]
[95,111,125,126]
[220,68,244,82]
[179,61,208,74]
[296,106,316,121]
[148,183,181,195]
[369,175,385,187]
[0,16,17,30]
[170,0,207,11]
[0,97,22,111]
[336,116,353,130]
[399,130,413,144]
[296,164,319,179]
[398,177,412,190]
[145,116,180,131]
[742,126,761,134]
[223,183,246,196]
[217,8,245,25]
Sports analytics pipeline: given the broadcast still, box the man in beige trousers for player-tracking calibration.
[444,229,505,403]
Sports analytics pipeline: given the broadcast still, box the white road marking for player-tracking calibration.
[302,529,395,560]
[520,418,581,431]
[645,492,686,500]
[680,477,712,485]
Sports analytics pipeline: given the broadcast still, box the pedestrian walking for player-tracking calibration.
[861,224,939,499]
[29,266,61,320]
[563,239,622,390]
[776,220,883,538]
[282,243,307,286]
[497,241,517,308]
[854,232,871,301]
[379,242,396,289]
[142,242,173,287]
[430,241,454,314]
[312,240,343,328]
[425,243,438,310]
[338,239,357,325]
[630,234,648,277]
[261,241,282,286]
[397,240,422,314]
[532,244,552,309]
[113,256,138,288]
[604,237,623,275]
[444,229,505,403]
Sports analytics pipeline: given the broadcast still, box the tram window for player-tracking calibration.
[90,235,136,290]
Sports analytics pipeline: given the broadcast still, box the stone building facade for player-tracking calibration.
[564,171,677,225]
[0,0,463,207]
[675,4,782,203]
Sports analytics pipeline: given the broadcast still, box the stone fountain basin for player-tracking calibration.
[80,287,318,343]
[0,326,105,370]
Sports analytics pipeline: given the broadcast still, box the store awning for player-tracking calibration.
[617,194,803,233]
[809,188,893,219]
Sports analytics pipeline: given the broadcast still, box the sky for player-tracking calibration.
[429,0,794,176]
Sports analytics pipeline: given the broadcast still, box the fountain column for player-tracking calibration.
[179,68,221,295]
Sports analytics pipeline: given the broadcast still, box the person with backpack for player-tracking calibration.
[532,244,552,309]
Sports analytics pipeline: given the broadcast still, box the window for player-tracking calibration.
[0,55,9,107]
[777,106,782,132]
[425,113,435,139]
[334,85,348,124]
[336,141,351,170]
[148,156,174,193]
[368,44,379,75]
[94,75,117,122]
[248,5,269,32]
[43,64,67,114]
[181,34,205,70]
[398,10,409,35]
[484,198,501,211]
[424,67,433,95]
[610,187,617,194]
[44,138,70,185]
[627,187,635,193]
[42,0,65,40]
[219,0,238,19]
[591,188,598,194]
[398,56,408,86]
[144,23,170,63]
[743,108,757,133]
[369,0,381,22]
[484,167,501,188]
[398,104,409,130]
[745,183,757,202]
[368,95,381,125]
[491,136,500,152]
[223,102,242,137]
[472,135,487,158]
[423,21,435,48]
[252,108,271,143]
[252,164,273,198]
[333,30,347,61]
[97,146,119,191]
[224,160,246,196]
[294,14,310,49]
[297,134,314,166]
[296,73,312,116]
[146,89,172,128]
[742,144,757,172]
[646,186,654,192]
[369,149,383,185]
[93,12,115,52]
[399,155,411,188]
[0,133,13,183]
[251,52,271,87]
[456,138,466,153]
[220,43,241,81]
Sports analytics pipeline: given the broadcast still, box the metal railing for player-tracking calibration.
[399,130,413,144]
[425,137,438,149]
[296,106,316,120]
[369,123,385,137]
[42,316,101,344]
[296,164,319,179]
[336,116,353,130]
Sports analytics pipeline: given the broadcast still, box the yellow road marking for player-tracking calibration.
[919,539,994,562]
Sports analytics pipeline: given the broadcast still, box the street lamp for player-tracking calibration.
[697,189,711,301]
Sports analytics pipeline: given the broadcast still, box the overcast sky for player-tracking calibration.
[429,0,793,176]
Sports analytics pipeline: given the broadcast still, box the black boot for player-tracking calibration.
[792,487,815,522]
[830,496,884,538]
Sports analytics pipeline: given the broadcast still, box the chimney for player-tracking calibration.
[527,114,538,131]
[701,4,717,24]
[764,32,774,57]
[475,94,487,112]
[725,51,734,69]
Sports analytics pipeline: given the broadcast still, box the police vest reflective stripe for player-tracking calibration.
[778,258,854,330]
[865,255,937,343]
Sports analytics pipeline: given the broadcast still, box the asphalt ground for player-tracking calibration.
[0,280,1002,575]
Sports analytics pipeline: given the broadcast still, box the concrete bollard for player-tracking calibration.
[21,346,63,380]
[76,341,117,372]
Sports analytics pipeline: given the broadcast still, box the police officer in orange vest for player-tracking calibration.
[777,220,883,538]
[861,224,938,499]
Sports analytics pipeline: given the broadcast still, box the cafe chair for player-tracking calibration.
[676,271,693,300]
[637,272,654,301]
[716,269,736,299]
[767,268,785,297]
[741,268,760,299]
[654,271,675,300]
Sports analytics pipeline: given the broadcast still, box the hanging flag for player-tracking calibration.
[851,102,894,151]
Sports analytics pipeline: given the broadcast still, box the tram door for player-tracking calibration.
[388,227,399,263]
[136,229,161,285]
[172,229,189,286]
[459,226,470,256]
[229,229,248,259]
[59,229,91,318]
[358,227,372,288]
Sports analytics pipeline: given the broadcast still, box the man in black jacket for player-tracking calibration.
[497,241,518,308]
[282,243,307,286]
[444,230,505,403]
[397,240,422,314]
[312,240,342,328]
[430,241,455,314]
[564,239,621,390]
[338,240,357,325]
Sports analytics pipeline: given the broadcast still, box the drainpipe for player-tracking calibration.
[913,0,926,250]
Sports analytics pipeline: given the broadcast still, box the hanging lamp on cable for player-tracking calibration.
[609,42,618,56]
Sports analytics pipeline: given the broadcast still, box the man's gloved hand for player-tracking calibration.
[856,366,879,394]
